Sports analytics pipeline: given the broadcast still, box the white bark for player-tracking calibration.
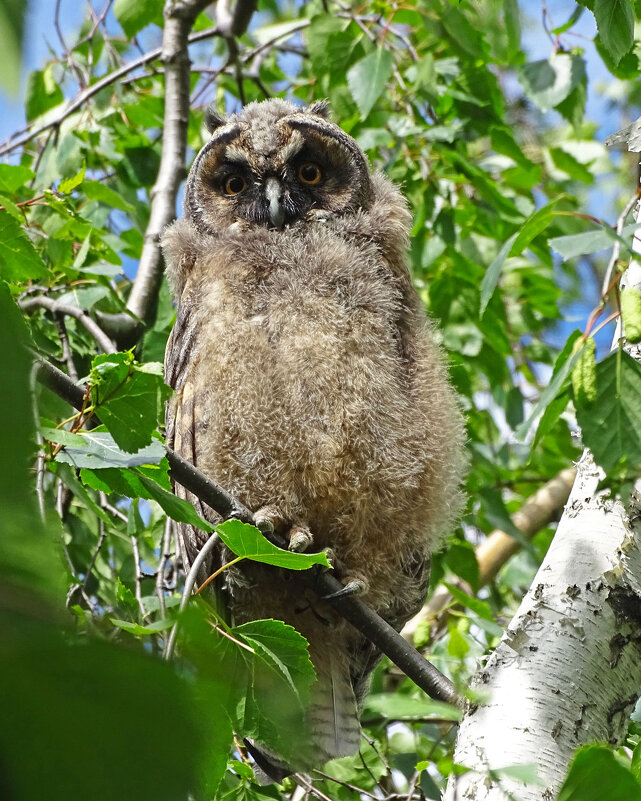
[444,213,641,800]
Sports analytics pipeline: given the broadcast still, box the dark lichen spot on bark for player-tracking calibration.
[566,584,580,599]
[609,632,629,668]
[607,585,641,627]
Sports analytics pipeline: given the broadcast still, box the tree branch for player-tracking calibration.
[33,355,461,707]
[20,295,116,354]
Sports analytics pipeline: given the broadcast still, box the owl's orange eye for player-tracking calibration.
[223,174,247,195]
[297,162,323,185]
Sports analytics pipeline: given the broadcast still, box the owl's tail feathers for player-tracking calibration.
[245,651,361,784]
[308,649,361,762]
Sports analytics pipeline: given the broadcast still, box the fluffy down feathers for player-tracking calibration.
[163,99,466,778]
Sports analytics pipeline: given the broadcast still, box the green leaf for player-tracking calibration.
[113,0,164,37]
[25,66,63,121]
[58,164,86,195]
[550,223,641,261]
[78,461,213,531]
[0,193,22,219]
[84,180,135,212]
[215,520,331,570]
[181,606,314,763]
[111,617,174,636]
[575,349,641,477]
[518,54,586,112]
[135,472,214,531]
[0,164,33,195]
[516,330,583,440]
[443,583,494,622]
[511,200,563,255]
[549,147,594,183]
[40,427,86,448]
[479,233,518,315]
[56,430,165,469]
[443,541,480,591]
[0,611,203,801]
[592,0,635,67]
[363,693,461,721]
[347,49,394,119]
[478,487,528,544]
[0,214,47,281]
[558,744,641,801]
[552,6,584,34]
[305,16,355,80]
[235,619,316,701]
[90,352,171,453]
[0,0,26,93]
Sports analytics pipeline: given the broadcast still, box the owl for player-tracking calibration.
[162,98,466,779]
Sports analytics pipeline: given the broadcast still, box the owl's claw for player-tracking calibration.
[322,577,368,601]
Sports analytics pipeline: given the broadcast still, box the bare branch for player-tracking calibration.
[53,313,78,383]
[33,355,461,707]
[20,295,116,354]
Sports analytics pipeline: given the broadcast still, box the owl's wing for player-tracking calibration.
[165,302,226,606]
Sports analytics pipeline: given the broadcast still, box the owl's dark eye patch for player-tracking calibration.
[297,162,323,185]
[223,174,247,195]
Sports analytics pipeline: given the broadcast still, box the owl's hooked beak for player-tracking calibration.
[264,177,286,229]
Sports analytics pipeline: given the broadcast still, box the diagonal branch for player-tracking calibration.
[34,355,461,707]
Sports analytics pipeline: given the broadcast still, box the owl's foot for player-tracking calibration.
[288,524,314,553]
[253,506,314,553]
[322,574,369,601]
[253,505,288,548]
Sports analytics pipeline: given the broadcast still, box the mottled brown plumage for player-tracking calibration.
[163,98,466,777]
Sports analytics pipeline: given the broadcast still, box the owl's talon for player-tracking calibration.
[321,547,335,570]
[322,578,367,601]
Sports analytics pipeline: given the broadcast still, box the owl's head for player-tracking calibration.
[184,99,373,233]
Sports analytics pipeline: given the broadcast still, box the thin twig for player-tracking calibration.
[0,26,221,158]
[54,313,79,383]
[163,527,222,659]
[601,191,640,296]
[130,527,147,619]
[156,517,173,618]
[20,295,116,354]
[30,364,46,522]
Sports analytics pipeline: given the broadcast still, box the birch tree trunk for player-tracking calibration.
[444,211,641,799]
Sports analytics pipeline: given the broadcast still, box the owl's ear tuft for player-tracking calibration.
[205,105,228,134]
[307,100,331,119]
